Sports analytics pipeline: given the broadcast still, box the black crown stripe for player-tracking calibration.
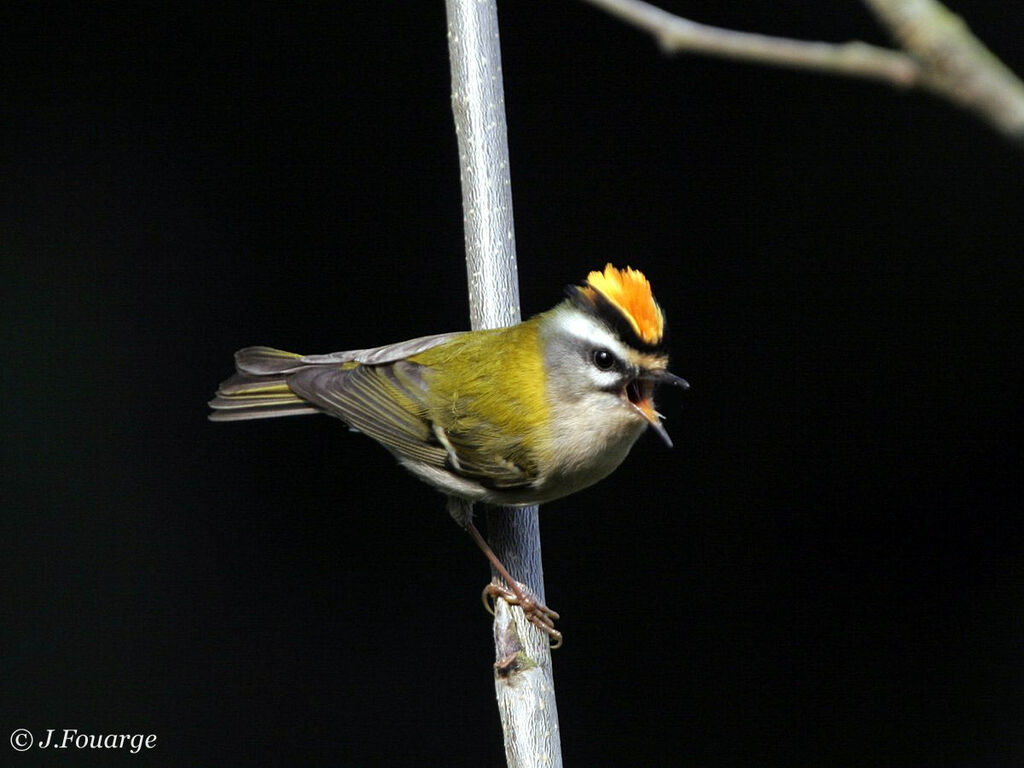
[565,284,668,355]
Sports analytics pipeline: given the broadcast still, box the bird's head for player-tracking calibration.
[542,264,688,447]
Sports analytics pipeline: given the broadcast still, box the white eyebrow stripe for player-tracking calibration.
[553,310,632,361]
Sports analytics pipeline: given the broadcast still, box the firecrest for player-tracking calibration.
[210,264,688,644]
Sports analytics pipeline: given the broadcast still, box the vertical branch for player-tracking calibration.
[444,1,563,767]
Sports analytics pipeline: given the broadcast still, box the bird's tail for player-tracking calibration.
[208,346,320,422]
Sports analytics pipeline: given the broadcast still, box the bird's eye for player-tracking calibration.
[592,348,616,370]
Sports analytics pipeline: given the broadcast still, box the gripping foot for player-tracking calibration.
[483,581,562,648]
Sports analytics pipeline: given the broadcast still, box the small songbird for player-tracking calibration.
[209,264,688,644]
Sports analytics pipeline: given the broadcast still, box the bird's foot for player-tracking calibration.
[482,581,563,648]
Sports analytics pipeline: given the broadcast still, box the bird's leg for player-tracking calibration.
[448,498,562,647]
[465,520,562,646]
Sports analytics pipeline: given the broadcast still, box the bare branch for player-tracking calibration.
[445,0,564,766]
[580,0,1024,144]
[584,0,920,86]
[864,0,1024,139]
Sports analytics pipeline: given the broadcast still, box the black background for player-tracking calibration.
[4,2,1023,766]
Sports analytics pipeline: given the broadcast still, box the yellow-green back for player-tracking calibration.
[411,319,551,478]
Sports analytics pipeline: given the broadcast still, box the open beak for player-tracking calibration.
[624,371,687,448]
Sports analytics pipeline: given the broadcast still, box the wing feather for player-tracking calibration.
[287,364,448,467]
[297,332,466,367]
[214,336,538,492]
[439,427,536,489]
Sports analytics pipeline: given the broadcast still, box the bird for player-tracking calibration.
[209,264,688,645]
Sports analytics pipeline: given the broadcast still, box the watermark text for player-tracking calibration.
[10,728,157,754]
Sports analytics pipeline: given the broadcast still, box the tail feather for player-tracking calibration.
[209,347,319,422]
[234,346,310,375]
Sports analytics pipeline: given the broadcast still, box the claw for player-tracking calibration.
[481,583,497,616]
[483,581,563,648]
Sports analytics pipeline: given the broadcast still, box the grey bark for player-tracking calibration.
[444,1,564,766]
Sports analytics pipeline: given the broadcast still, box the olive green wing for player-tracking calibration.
[431,422,538,490]
[287,361,448,468]
[287,361,536,491]
[209,336,465,422]
[211,340,536,490]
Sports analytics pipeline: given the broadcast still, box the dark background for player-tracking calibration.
[4,2,1022,766]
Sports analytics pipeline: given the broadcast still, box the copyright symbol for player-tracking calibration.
[10,729,33,751]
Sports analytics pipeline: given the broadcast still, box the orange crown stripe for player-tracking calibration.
[581,264,665,344]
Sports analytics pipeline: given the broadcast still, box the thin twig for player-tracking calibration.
[583,0,921,85]
[444,0,564,766]
[581,0,1024,144]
